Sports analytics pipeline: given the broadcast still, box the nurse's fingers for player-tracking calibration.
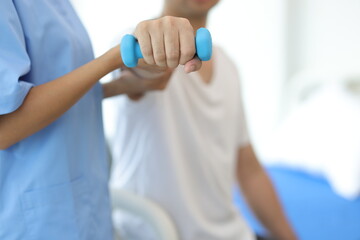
[184,57,202,73]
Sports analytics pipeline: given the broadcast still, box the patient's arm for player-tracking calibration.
[236,145,297,240]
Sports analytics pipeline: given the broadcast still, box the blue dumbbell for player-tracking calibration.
[121,28,212,68]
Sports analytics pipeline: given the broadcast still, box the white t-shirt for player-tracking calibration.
[109,47,254,240]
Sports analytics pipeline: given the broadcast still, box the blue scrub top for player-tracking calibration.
[0,1,113,239]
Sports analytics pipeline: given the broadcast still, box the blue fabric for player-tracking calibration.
[0,1,113,239]
[234,166,360,240]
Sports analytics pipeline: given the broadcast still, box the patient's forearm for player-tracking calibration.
[237,145,297,240]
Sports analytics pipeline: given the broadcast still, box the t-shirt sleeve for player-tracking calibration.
[0,0,33,115]
[237,87,250,148]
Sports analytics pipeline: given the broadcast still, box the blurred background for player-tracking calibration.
[71,0,360,239]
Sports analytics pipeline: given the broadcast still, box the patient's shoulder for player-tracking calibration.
[214,46,237,67]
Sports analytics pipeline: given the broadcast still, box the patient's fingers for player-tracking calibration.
[164,27,180,68]
[134,23,155,65]
[184,57,202,73]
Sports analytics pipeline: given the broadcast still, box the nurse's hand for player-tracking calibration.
[102,69,174,99]
[133,16,202,71]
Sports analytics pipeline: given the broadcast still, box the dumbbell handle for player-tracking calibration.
[121,28,212,68]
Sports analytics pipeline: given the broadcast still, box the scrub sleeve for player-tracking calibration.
[0,0,33,114]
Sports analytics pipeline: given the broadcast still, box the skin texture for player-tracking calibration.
[0,16,203,149]
[117,1,298,239]
[237,145,298,240]
[134,16,196,68]
[113,0,218,100]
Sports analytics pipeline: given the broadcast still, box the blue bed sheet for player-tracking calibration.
[234,166,360,240]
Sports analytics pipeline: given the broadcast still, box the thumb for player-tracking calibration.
[184,57,202,73]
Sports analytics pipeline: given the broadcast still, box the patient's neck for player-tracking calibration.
[161,9,213,84]
[161,9,208,33]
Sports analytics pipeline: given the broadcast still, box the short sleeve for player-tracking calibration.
[237,81,250,148]
[0,0,33,115]
[238,93,250,147]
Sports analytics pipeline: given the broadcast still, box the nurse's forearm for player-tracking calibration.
[0,46,122,150]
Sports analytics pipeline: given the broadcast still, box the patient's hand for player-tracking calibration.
[134,16,202,71]
[103,16,203,99]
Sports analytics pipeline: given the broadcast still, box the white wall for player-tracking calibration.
[279,0,360,118]
[287,0,360,77]
[71,0,163,57]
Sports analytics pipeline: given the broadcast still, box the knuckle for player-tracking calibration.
[135,20,148,32]
[179,17,190,25]
[142,19,159,32]
[180,18,193,30]
[163,15,174,23]
[160,16,175,29]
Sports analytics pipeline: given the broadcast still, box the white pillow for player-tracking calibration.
[264,83,360,200]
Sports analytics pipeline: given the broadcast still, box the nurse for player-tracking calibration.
[0,1,201,239]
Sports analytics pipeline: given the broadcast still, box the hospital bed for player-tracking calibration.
[110,188,179,240]
[234,166,360,240]
[111,166,360,240]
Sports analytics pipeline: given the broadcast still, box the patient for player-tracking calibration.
[109,0,297,239]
